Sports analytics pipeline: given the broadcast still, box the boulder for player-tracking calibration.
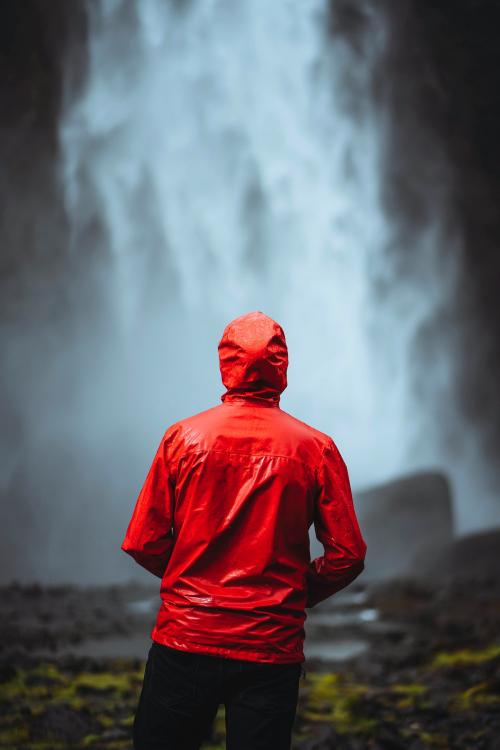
[414,527,500,583]
[315,471,454,582]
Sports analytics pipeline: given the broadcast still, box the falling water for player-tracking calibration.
[57,0,492,544]
[0,0,484,584]
[61,0,415,469]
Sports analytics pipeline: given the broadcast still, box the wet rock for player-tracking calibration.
[297,725,340,749]
[351,471,453,581]
[415,528,500,583]
[101,727,129,740]
[1,577,499,748]
[372,724,408,749]
[29,703,98,744]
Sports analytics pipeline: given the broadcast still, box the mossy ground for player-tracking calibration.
[1,641,500,749]
[2,577,499,748]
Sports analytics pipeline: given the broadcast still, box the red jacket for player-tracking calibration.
[121,310,367,664]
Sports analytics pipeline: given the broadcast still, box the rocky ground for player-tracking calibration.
[1,573,499,749]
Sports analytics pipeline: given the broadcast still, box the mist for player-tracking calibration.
[1,0,499,584]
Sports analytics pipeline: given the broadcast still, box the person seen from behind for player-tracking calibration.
[121,310,367,750]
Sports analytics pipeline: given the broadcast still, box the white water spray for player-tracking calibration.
[56,0,494,555]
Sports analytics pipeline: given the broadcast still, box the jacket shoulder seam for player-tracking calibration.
[181,447,317,473]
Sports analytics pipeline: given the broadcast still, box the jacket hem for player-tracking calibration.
[150,629,305,664]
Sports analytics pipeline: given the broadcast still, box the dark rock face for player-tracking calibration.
[383,0,500,475]
[354,471,454,581]
[0,0,88,305]
[409,1,500,462]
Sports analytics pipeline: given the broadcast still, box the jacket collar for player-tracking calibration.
[221,389,281,407]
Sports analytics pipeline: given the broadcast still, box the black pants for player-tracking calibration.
[133,641,303,750]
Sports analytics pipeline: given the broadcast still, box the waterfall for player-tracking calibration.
[41,0,494,583]
[61,0,404,471]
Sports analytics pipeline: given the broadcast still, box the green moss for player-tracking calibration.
[0,710,23,727]
[390,682,428,696]
[204,704,226,746]
[293,728,316,742]
[73,671,132,693]
[301,672,375,734]
[37,668,135,709]
[429,643,500,669]
[389,682,429,709]
[400,726,447,747]
[474,694,500,706]
[0,662,69,709]
[0,670,32,700]
[46,684,86,710]
[452,681,500,711]
[101,741,130,750]
[471,728,489,739]
[0,662,141,748]
[0,659,145,750]
[30,662,65,684]
[417,730,448,747]
[1,666,63,707]
[0,724,29,745]
[96,713,116,728]
[82,734,102,747]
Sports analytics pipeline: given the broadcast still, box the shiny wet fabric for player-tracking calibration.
[121,310,367,664]
[132,642,303,750]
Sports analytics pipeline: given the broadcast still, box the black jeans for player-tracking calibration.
[133,641,304,750]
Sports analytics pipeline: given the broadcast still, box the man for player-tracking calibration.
[122,310,367,750]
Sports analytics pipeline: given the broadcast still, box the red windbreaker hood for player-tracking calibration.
[218,311,288,406]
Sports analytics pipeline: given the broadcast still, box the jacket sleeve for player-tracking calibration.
[306,438,367,608]
[120,431,176,578]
